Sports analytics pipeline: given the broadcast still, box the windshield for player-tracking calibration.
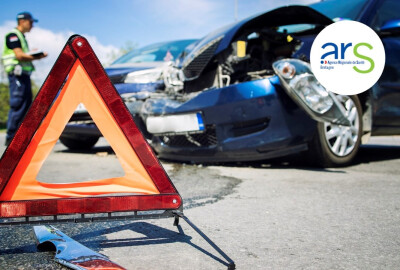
[277,0,369,34]
[309,0,368,21]
[112,39,197,65]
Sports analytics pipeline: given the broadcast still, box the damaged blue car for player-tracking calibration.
[61,0,400,167]
[139,0,400,167]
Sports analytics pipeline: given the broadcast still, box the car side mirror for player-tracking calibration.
[379,19,400,37]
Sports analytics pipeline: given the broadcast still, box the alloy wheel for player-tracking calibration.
[323,95,360,157]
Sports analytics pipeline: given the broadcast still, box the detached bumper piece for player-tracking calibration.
[34,225,125,270]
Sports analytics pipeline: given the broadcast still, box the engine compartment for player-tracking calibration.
[174,26,304,94]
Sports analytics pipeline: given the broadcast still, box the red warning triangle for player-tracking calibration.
[0,35,181,218]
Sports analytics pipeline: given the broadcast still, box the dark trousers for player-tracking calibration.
[6,73,32,141]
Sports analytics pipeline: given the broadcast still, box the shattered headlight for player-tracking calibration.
[163,65,184,93]
[273,59,350,126]
[124,68,163,84]
[273,59,333,114]
[290,73,333,114]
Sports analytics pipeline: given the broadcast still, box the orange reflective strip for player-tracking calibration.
[0,61,159,201]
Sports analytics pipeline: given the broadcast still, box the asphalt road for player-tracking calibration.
[0,133,400,269]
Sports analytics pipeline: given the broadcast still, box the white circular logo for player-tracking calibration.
[310,20,385,95]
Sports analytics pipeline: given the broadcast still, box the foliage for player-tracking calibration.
[32,80,40,97]
[119,40,138,56]
[0,82,9,126]
[0,81,39,126]
[107,40,138,64]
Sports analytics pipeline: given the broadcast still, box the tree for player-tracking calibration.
[107,41,138,64]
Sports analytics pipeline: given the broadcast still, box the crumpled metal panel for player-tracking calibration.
[34,225,125,270]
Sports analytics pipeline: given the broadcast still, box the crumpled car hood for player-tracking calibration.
[182,5,333,80]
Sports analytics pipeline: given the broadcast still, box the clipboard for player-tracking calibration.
[28,50,45,57]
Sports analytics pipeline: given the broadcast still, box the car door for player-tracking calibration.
[367,0,400,134]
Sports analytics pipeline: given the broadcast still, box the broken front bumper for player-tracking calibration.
[147,76,317,162]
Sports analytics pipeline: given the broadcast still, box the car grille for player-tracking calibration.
[159,126,217,147]
[182,37,222,79]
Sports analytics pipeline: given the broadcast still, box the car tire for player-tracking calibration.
[59,135,100,150]
[308,95,363,167]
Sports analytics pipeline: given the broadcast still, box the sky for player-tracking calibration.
[0,0,316,84]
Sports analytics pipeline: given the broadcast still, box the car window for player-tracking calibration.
[112,40,197,64]
[370,0,400,30]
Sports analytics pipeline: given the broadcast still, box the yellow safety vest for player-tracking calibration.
[1,28,34,74]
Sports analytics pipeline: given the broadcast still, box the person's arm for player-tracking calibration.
[13,47,48,61]
[5,33,48,61]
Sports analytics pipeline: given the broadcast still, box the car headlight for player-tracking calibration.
[124,68,163,84]
[273,59,333,114]
[163,65,184,93]
[289,73,333,114]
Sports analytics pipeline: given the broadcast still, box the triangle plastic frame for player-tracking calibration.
[0,35,182,219]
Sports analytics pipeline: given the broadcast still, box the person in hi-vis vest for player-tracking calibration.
[1,12,47,146]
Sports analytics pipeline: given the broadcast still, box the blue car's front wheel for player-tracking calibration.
[309,95,363,167]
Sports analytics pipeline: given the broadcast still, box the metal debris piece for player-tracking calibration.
[34,225,125,270]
